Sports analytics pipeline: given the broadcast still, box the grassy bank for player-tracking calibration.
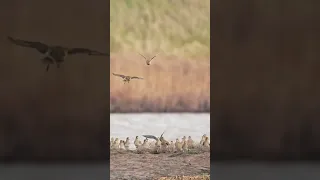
[110,0,210,112]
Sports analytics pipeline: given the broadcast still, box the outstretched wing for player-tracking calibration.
[112,73,126,78]
[142,135,158,141]
[67,48,109,56]
[7,36,49,53]
[160,130,165,139]
[148,53,159,63]
[130,76,143,80]
[138,53,147,60]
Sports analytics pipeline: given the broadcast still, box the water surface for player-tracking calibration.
[110,113,210,149]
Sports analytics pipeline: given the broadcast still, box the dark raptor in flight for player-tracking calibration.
[8,36,109,72]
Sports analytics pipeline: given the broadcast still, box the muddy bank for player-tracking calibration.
[110,151,210,180]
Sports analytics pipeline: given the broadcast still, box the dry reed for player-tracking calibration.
[110,0,210,112]
[110,54,210,112]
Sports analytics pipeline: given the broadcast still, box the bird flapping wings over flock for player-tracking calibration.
[130,76,144,80]
[8,36,49,53]
[8,36,109,56]
[67,48,109,56]
[111,52,160,83]
[138,52,159,65]
[142,130,166,140]
[112,73,143,80]
[112,73,126,79]
[8,36,109,72]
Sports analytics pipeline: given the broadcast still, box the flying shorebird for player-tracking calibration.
[112,73,143,84]
[7,36,109,72]
[138,53,159,65]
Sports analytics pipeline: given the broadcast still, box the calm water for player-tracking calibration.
[110,113,210,149]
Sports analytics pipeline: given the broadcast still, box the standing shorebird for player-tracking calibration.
[175,138,183,152]
[134,136,140,149]
[138,53,159,65]
[124,137,130,150]
[187,136,194,149]
[8,36,109,72]
[112,73,143,84]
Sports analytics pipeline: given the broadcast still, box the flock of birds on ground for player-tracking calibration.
[110,132,210,154]
[7,36,156,84]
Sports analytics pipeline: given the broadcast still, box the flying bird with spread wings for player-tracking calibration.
[112,73,143,84]
[138,53,159,65]
[142,131,166,141]
[8,36,109,72]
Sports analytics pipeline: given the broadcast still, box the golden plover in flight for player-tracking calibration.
[138,53,159,65]
[112,73,143,84]
[8,36,109,72]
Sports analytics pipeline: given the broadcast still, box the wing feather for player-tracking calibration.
[148,53,158,62]
[142,135,158,141]
[138,53,147,60]
[160,130,165,138]
[130,76,143,80]
[8,36,49,53]
[112,73,126,78]
[68,48,109,56]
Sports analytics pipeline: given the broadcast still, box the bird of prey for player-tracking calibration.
[8,36,109,72]
[138,53,159,65]
[143,130,166,141]
[112,73,143,84]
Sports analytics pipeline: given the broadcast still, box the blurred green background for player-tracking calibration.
[110,0,210,58]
